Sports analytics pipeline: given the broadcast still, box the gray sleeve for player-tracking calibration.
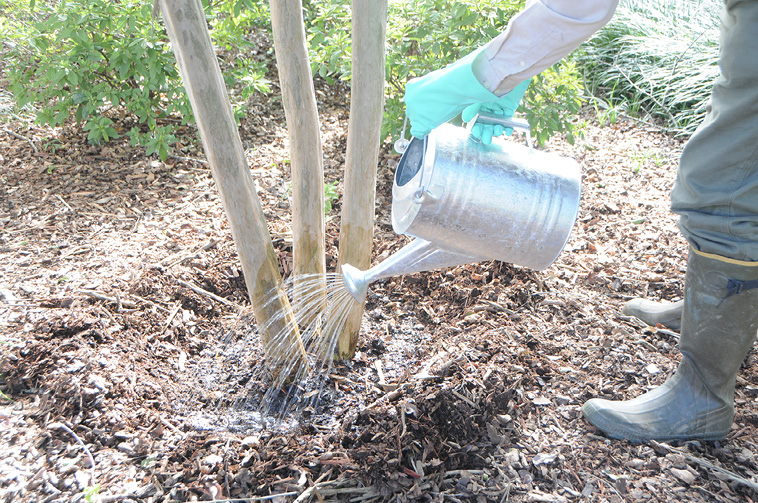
[473,0,619,96]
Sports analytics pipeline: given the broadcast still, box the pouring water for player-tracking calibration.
[253,118,581,422]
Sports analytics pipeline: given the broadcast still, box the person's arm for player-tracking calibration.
[473,0,618,96]
[404,0,618,140]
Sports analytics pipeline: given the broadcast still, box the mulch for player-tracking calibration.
[2,79,758,503]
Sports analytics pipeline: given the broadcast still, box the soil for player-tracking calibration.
[3,76,758,503]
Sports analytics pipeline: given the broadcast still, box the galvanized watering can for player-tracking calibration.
[341,117,582,302]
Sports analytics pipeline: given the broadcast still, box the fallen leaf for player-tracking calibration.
[533,396,551,406]
[532,452,558,466]
[670,467,696,485]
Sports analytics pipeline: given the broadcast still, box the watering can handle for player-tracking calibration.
[466,112,533,148]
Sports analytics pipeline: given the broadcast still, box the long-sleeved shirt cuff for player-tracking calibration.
[473,0,619,96]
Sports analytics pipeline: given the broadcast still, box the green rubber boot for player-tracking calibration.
[583,249,758,442]
[622,298,683,331]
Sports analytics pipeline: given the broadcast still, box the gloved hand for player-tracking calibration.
[461,78,531,145]
[404,48,499,139]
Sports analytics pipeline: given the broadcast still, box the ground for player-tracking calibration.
[2,80,758,503]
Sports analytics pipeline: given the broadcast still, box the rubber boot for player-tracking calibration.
[582,249,758,442]
[622,298,683,331]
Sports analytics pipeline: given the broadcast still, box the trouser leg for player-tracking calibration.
[671,0,758,261]
[620,0,758,328]
[583,0,758,442]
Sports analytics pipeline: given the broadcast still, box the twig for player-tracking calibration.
[129,293,172,314]
[449,388,478,409]
[178,494,299,503]
[168,153,208,165]
[159,416,183,434]
[175,278,239,308]
[373,360,398,391]
[616,314,650,329]
[441,470,485,479]
[48,422,96,487]
[98,495,130,503]
[302,484,377,500]
[363,382,412,410]
[161,302,182,335]
[79,290,137,309]
[655,328,680,340]
[162,238,221,267]
[293,482,329,503]
[55,194,74,213]
[1,127,39,153]
[61,245,93,258]
[651,441,758,492]
[617,314,680,340]
[99,305,118,326]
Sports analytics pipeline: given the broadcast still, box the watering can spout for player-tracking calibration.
[340,239,481,303]
[340,263,369,303]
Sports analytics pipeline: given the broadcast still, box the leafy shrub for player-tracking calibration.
[2,0,270,157]
[306,0,586,145]
[580,0,720,135]
[3,0,587,152]
[524,61,584,146]
[3,0,187,154]
[206,0,272,103]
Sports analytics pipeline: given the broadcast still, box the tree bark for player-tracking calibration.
[269,0,326,325]
[336,0,389,359]
[158,0,307,370]
[269,0,326,336]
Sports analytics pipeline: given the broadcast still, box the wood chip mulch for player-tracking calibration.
[2,82,758,502]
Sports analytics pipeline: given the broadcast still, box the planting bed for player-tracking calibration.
[2,82,758,502]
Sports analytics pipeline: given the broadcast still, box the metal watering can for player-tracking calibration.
[341,116,582,302]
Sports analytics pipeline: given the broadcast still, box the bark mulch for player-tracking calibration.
[2,83,758,502]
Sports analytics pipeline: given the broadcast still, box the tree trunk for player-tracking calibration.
[336,0,389,359]
[158,0,307,371]
[269,0,326,284]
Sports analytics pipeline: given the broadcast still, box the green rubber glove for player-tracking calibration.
[461,78,531,145]
[404,48,498,139]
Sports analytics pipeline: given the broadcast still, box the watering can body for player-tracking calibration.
[393,122,581,270]
[341,121,581,302]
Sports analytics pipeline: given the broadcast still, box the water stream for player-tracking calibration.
[249,272,362,423]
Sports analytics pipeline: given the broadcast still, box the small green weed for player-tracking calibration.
[42,138,62,155]
[324,181,339,214]
[83,484,101,503]
[629,148,667,173]
[140,456,156,469]
[144,126,177,162]
[593,100,620,128]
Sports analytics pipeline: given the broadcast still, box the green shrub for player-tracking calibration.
[1,0,270,158]
[580,0,720,135]
[3,0,188,153]
[3,0,587,151]
[306,0,586,146]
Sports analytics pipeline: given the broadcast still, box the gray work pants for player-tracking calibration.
[671,0,758,262]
